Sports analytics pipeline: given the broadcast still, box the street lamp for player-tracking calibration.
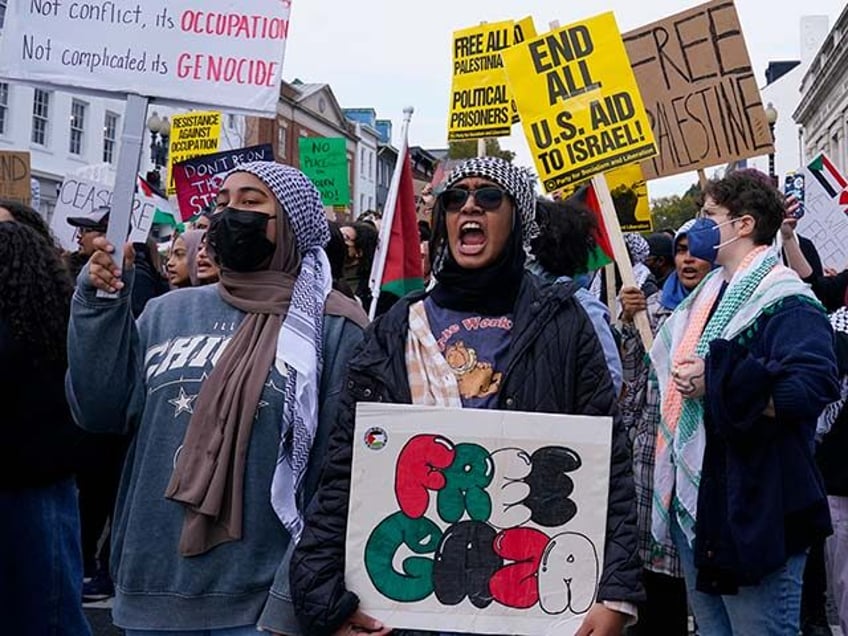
[147,111,171,170]
[765,102,778,185]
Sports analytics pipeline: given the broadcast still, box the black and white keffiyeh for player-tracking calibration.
[227,161,331,542]
[443,156,539,248]
[818,307,848,439]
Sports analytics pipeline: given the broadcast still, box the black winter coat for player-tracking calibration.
[290,273,644,635]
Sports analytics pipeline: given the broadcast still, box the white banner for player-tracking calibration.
[0,0,291,115]
[51,175,160,251]
[346,403,612,635]
[799,152,848,271]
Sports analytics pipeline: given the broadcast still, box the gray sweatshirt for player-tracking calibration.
[66,267,363,632]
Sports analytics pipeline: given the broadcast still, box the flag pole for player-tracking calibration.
[368,106,414,320]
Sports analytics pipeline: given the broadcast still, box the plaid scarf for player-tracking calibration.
[650,247,818,547]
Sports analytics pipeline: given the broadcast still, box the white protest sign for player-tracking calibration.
[800,153,848,270]
[51,175,161,251]
[0,0,291,115]
[346,403,612,635]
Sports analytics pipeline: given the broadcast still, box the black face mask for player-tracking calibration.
[208,207,275,272]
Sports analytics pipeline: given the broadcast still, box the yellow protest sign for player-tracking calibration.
[503,12,658,192]
[447,20,515,141]
[510,16,538,124]
[167,111,222,196]
[559,164,653,233]
[606,164,652,233]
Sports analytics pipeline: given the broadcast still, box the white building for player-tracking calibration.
[743,16,830,179]
[343,109,379,218]
[795,5,848,174]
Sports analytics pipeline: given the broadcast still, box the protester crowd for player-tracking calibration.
[2,158,848,636]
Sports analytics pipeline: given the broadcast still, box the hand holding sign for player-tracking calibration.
[87,236,136,294]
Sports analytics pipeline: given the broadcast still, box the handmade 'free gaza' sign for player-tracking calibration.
[346,404,612,635]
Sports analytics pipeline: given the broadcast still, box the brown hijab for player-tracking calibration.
[165,162,366,556]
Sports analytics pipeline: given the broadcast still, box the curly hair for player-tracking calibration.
[531,198,599,277]
[0,223,73,365]
[701,170,784,245]
[0,199,56,244]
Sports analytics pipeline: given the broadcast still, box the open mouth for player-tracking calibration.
[458,220,487,256]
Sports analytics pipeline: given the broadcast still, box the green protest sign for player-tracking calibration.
[299,137,350,206]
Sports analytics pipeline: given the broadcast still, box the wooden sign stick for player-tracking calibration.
[592,174,654,350]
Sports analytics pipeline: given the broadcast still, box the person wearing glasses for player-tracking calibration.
[291,156,643,636]
[66,162,368,635]
[66,207,110,279]
[650,171,839,635]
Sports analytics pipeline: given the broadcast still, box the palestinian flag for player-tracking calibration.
[372,149,423,298]
[368,116,424,318]
[138,174,185,232]
[808,154,848,204]
[568,183,615,272]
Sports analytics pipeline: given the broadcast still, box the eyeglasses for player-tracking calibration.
[440,187,508,212]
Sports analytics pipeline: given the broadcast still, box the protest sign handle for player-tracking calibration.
[591,174,654,350]
[698,169,708,190]
[97,93,149,299]
[604,264,617,325]
[368,107,415,321]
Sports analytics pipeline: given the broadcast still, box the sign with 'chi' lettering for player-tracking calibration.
[345,403,612,635]
[623,0,773,180]
[503,12,657,192]
[0,0,291,115]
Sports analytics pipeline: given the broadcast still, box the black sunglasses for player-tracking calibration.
[440,187,508,212]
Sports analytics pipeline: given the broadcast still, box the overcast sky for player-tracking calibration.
[283,0,847,199]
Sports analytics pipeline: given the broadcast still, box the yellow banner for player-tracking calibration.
[167,111,222,196]
[503,12,657,192]
[447,20,516,141]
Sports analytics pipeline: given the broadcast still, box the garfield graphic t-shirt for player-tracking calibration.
[424,297,513,409]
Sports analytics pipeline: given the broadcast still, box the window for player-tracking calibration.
[369,152,374,180]
[31,89,50,146]
[69,99,86,155]
[227,113,237,129]
[103,111,118,164]
[360,194,365,212]
[0,1,7,30]
[278,125,287,158]
[0,82,8,136]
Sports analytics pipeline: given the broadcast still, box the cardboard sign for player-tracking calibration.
[0,1,291,115]
[504,12,657,192]
[51,175,159,250]
[166,111,221,196]
[800,153,848,270]
[346,403,612,635]
[172,143,275,221]
[298,137,350,206]
[448,20,517,141]
[0,150,32,204]
[623,0,773,180]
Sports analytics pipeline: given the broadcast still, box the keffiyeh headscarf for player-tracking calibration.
[818,307,848,438]
[430,157,537,315]
[624,232,652,290]
[166,162,366,556]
